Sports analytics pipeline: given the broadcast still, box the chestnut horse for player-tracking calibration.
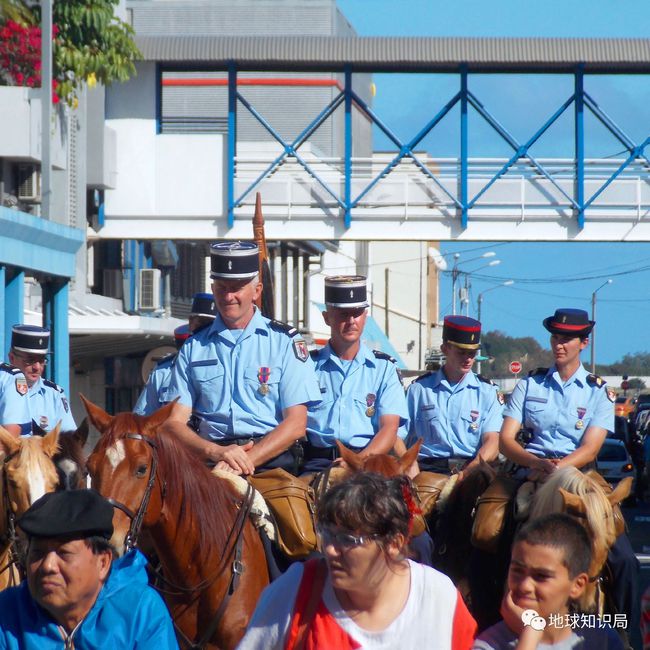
[83,397,269,650]
[0,425,60,589]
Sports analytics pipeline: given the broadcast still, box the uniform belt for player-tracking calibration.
[215,436,263,447]
[304,443,365,461]
[418,456,472,473]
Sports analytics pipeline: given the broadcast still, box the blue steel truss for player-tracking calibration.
[227,65,650,230]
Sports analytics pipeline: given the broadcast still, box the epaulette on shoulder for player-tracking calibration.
[528,367,549,378]
[43,379,64,393]
[269,319,299,337]
[155,353,176,367]
[586,373,607,388]
[372,349,397,364]
[0,363,21,375]
[309,348,321,361]
[414,371,434,383]
[476,374,496,386]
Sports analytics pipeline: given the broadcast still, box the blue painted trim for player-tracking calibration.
[344,66,352,228]
[575,67,585,229]
[155,63,162,135]
[98,199,105,229]
[227,61,237,228]
[0,207,84,278]
[460,67,468,229]
[5,270,24,359]
[42,280,70,392]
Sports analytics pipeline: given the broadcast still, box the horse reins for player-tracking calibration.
[105,433,255,650]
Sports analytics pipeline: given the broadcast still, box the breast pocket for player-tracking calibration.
[243,366,282,402]
[191,361,225,412]
[524,401,547,428]
[416,409,440,439]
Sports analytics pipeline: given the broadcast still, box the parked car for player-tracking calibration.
[615,396,636,420]
[633,393,650,421]
[596,439,635,489]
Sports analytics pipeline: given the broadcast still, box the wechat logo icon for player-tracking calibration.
[521,609,547,632]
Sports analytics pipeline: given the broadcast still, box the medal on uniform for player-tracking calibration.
[576,406,586,430]
[39,416,48,429]
[470,410,479,431]
[366,393,376,417]
[257,367,270,396]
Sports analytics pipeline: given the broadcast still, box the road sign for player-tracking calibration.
[509,361,522,374]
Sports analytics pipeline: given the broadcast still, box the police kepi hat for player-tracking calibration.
[18,489,114,540]
[174,324,191,343]
[11,325,50,354]
[210,241,259,280]
[543,308,594,337]
[190,292,216,319]
[324,275,369,309]
[442,315,481,350]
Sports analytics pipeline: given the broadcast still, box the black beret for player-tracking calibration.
[18,489,114,540]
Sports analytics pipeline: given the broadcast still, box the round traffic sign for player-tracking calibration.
[509,361,522,374]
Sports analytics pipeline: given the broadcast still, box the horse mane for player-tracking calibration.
[529,467,615,548]
[16,436,59,480]
[95,412,238,561]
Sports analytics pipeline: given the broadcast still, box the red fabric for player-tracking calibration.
[285,559,360,650]
[451,591,478,650]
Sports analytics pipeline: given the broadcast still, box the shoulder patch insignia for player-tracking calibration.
[15,377,28,396]
[293,338,309,363]
[62,397,70,413]
[586,373,606,388]
[528,367,549,378]
[606,388,616,403]
[497,392,505,405]
[269,319,299,337]
[414,371,434,383]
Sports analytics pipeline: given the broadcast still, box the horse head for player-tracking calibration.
[0,424,60,518]
[335,439,422,477]
[53,419,90,490]
[83,395,175,554]
[530,466,630,612]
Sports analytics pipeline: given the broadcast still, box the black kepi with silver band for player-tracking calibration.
[324,275,369,309]
[210,241,259,280]
[11,325,50,354]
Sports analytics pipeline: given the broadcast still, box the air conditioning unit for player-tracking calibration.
[138,268,161,311]
[16,164,41,202]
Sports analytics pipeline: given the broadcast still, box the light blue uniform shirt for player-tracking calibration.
[25,377,76,434]
[407,368,504,459]
[167,309,321,440]
[306,342,408,448]
[503,364,614,457]
[133,354,176,416]
[0,364,30,427]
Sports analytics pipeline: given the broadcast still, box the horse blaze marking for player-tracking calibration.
[27,466,46,504]
[107,441,126,470]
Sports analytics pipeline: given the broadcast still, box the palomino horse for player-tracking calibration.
[83,397,269,650]
[0,425,60,589]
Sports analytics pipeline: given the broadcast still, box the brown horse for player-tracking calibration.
[0,425,60,590]
[83,397,269,650]
[53,419,89,490]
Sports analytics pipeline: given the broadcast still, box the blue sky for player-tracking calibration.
[337,0,650,365]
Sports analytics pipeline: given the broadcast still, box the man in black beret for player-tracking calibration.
[0,490,178,649]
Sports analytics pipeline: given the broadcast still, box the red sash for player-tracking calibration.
[285,558,360,650]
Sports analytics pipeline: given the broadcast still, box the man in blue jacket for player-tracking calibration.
[0,489,178,649]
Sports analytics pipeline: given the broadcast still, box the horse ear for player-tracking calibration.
[607,476,633,506]
[397,438,422,474]
[42,422,61,457]
[80,394,113,434]
[145,400,178,433]
[559,487,587,517]
[335,440,364,471]
[74,418,89,447]
[0,427,20,456]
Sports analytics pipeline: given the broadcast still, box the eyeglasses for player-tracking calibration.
[13,353,47,366]
[316,525,378,550]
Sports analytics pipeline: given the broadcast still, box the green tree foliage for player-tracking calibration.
[480,330,554,379]
[598,353,650,377]
[1,0,139,104]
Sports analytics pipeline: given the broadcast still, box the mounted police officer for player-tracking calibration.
[499,308,638,632]
[0,352,30,438]
[303,275,408,473]
[7,325,76,436]
[133,325,191,417]
[406,315,503,475]
[165,241,321,475]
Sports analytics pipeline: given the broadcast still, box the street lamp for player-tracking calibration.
[591,279,612,374]
[476,280,514,373]
[461,260,501,315]
[451,251,496,315]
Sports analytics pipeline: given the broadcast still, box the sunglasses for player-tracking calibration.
[316,525,378,550]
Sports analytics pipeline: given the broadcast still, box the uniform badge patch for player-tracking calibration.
[62,397,70,413]
[15,377,28,396]
[606,388,616,403]
[366,393,376,417]
[293,339,309,362]
[497,392,505,405]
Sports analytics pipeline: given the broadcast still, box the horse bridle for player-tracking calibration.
[103,433,165,552]
[0,450,25,584]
